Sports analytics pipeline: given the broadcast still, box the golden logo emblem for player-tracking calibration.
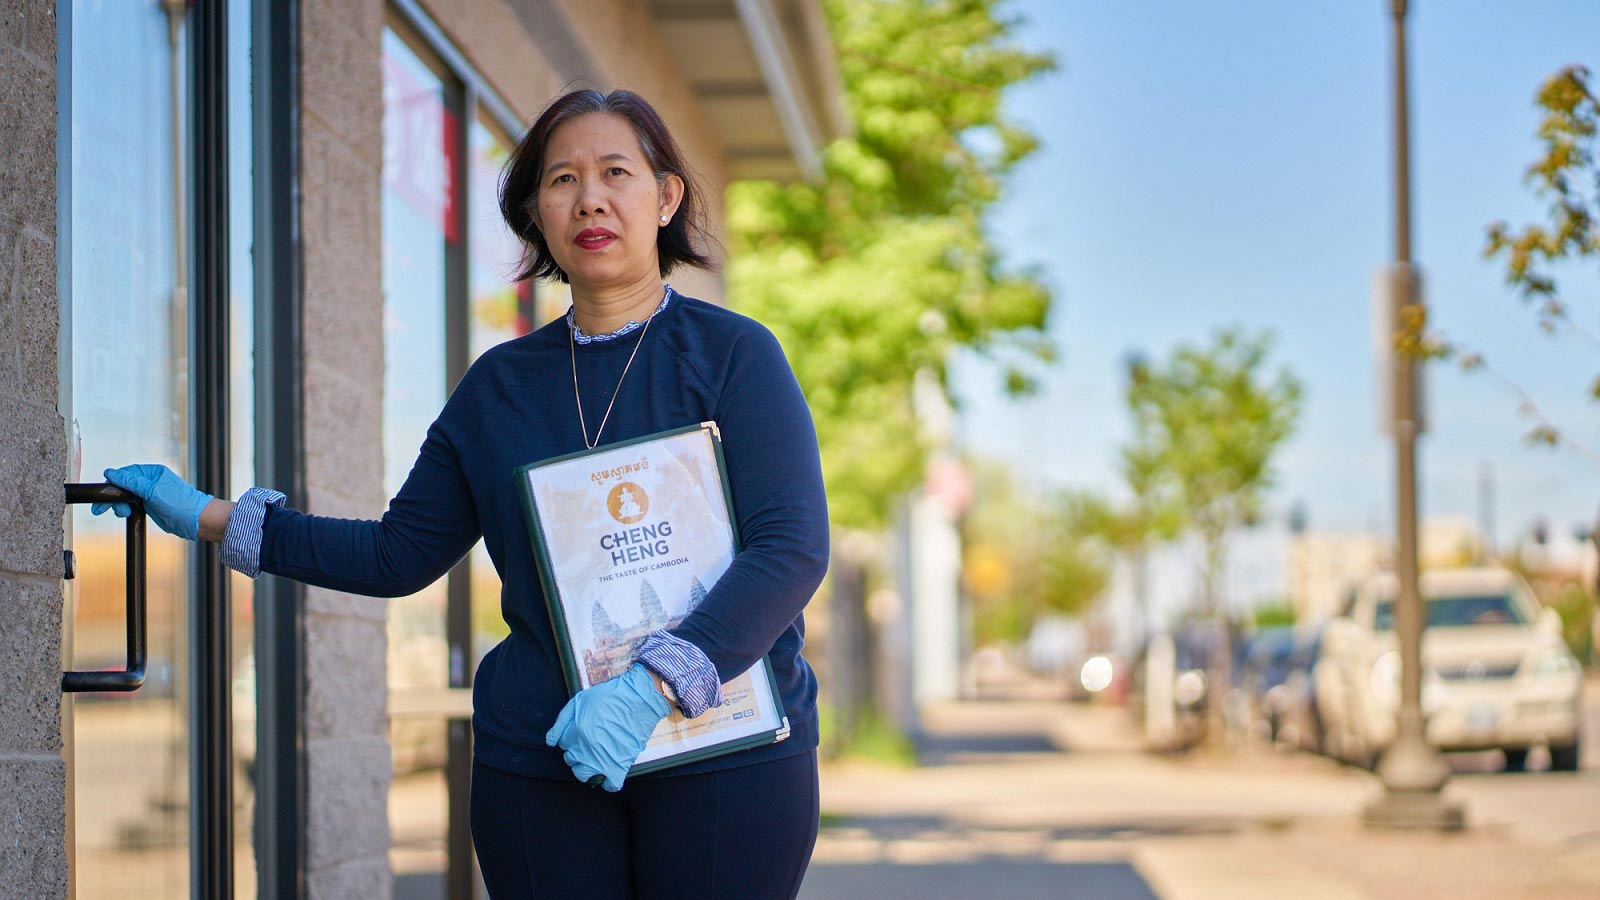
[607,482,649,524]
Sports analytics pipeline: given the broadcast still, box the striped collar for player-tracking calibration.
[567,285,674,345]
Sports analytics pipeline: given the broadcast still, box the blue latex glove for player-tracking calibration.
[92,464,214,541]
[546,663,670,792]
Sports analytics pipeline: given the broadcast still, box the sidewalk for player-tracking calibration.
[801,688,1600,899]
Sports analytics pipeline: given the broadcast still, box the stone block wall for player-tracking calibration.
[298,1,395,896]
[0,2,69,898]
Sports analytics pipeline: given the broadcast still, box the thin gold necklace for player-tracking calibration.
[570,293,663,449]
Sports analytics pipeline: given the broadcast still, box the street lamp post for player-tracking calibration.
[1364,0,1463,830]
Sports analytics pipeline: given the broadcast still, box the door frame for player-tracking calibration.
[189,0,235,895]
[249,0,308,895]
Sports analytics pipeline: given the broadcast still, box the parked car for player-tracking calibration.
[1315,568,1582,771]
[1238,626,1297,745]
[1278,622,1329,754]
[1168,622,1225,745]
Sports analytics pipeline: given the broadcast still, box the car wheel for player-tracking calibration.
[1502,748,1529,773]
[1550,742,1581,772]
[1305,706,1325,755]
[1358,747,1379,772]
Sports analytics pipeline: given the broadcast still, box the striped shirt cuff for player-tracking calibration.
[637,630,722,719]
[220,486,288,578]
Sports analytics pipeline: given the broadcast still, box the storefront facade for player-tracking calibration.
[0,1,839,897]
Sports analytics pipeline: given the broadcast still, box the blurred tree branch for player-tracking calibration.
[1484,65,1599,315]
[1418,64,1600,460]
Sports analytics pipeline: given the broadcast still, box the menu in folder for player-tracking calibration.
[515,423,789,773]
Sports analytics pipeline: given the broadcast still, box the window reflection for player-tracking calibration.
[382,24,455,889]
[227,0,258,893]
[468,114,531,361]
[467,113,526,673]
[67,1,191,896]
[383,20,530,894]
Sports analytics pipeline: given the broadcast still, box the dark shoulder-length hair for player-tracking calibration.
[499,89,717,284]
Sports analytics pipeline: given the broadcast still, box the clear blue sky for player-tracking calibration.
[954,0,1600,547]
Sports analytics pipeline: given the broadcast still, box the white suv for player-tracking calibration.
[1316,567,1582,771]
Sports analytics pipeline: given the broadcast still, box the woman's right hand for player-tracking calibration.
[93,464,214,541]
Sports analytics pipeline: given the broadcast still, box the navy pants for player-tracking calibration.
[470,751,819,899]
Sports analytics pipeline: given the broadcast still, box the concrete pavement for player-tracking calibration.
[800,690,1600,899]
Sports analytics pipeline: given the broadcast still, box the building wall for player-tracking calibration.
[1287,519,1499,625]
[1288,532,1385,624]
[423,0,730,303]
[416,0,563,112]
[0,1,69,897]
[298,1,395,895]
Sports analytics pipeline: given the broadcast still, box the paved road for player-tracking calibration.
[1442,682,1600,847]
[799,684,1600,900]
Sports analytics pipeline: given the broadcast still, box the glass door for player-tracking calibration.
[63,2,193,896]
[60,1,254,896]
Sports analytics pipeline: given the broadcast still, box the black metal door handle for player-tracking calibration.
[62,483,147,693]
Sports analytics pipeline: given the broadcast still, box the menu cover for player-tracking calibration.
[515,423,789,774]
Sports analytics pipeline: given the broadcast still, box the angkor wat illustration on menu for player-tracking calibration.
[583,576,709,686]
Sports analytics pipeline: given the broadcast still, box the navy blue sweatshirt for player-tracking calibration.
[258,293,829,779]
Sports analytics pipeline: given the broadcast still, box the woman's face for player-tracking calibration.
[532,112,683,290]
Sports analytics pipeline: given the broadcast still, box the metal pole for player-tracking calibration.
[1365,0,1463,830]
[1477,462,1496,562]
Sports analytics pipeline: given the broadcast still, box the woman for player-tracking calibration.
[97,89,829,898]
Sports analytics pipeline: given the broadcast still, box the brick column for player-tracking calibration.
[0,2,69,898]
[298,0,394,895]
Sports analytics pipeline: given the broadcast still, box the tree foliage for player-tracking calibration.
[1469,64,1600,455]
[1069,447,1185,561]
[1405,66,1600,458]
[962,462,1110,644]
[728,0,1056,529]
[1125,329,1303,608]
[1486,65,1600,320]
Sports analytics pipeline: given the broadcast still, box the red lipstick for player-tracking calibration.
[575,227,617,250]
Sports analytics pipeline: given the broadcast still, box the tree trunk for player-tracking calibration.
[1132,546,1150,647]
[1202,533,1231,748]
[826,536,873,750]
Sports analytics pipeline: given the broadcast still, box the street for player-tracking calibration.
[67,681,1600,899]
[799,679,1600,899]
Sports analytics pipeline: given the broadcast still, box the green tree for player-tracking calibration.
[963,464,1110,645]
[1067,440,1185,645]
[727,0,1056,742]
[1125,329,1303,742]
[728,0,1056,529]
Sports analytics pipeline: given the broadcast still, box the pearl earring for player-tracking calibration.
[660,215,669,224]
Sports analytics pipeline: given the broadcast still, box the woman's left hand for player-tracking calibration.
[546,663,670,791]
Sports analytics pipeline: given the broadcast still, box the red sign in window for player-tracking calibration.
[382,52,459,244]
